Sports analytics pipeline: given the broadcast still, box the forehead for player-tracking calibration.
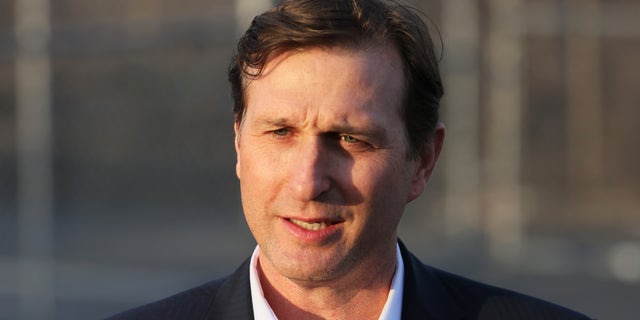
[243,44,406,122]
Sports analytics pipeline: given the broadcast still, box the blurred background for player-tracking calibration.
[1,0,639,319]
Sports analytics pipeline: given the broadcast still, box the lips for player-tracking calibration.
[281,214,345,242]
[288,218,330,231]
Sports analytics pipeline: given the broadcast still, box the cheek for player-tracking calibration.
[238,146,285,206]
[238,143,276,179]
[358,154,411,190]
[347,156,410,213]
[376,160,413,212]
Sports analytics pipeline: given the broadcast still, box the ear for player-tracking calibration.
[407,123,445,202]
[234,121,241,179]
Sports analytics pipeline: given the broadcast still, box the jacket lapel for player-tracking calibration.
[204,258,254,320]
[399,241,464,320]
[202,243,464,320]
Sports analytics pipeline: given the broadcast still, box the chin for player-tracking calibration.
[279,267,341,283]
[273,255,355,283]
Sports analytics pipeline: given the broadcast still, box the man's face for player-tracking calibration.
[235,45,437,283]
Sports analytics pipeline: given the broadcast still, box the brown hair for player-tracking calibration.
[228,0,443,157]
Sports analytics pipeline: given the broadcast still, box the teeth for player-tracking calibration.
[289,219,328,231]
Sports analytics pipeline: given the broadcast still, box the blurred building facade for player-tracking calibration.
[1,0,639,319]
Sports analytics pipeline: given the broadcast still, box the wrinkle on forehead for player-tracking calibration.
[239,44,408,156]
[245,45,405,118]
[246,45,404,94]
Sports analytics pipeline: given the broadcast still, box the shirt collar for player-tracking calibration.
[249,246,279,319]
[248,243,404,320]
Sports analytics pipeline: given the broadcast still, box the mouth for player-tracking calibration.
[287,218,338,231]
[282,216,344,241]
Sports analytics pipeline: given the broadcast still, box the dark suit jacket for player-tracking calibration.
[107,242,591,319]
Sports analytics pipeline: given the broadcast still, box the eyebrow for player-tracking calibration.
[252,118,294,132]
[253,116,389,142]
[257,117,291,127]
[328,123,383,138]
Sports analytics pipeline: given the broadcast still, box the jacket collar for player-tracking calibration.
[399,240,464,320]
[205,258,254,320]
[204,241,464,320]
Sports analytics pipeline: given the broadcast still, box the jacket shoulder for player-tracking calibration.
[430,267,592,320]
[399,242,591,320]
[105,257,254,320]
[105,276,228,320]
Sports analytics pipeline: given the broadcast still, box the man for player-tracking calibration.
[108,0,591,319]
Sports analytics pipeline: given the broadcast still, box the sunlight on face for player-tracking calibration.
[235,45,424,284]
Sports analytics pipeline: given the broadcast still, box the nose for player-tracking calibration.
[287,137,332,202]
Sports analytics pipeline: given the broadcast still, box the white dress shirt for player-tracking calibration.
[249,243,405,320]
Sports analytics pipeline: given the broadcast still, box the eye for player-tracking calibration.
[340,135,359,143]
[272,128,289,136]
[338,134,375,151]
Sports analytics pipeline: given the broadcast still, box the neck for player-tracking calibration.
[257,245,397,320]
